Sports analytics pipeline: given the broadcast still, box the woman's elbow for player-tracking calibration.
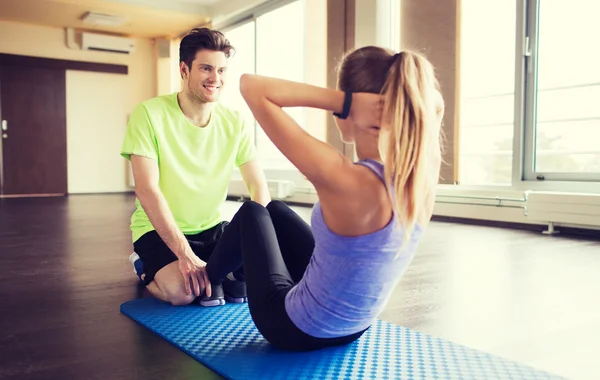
[239,74,256,99]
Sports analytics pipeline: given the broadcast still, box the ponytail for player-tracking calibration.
[380,51,436,248]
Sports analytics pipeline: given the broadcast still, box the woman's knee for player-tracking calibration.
[266,200,289,214]
[239,200,268,217]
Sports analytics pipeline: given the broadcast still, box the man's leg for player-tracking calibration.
[134,231,196,306]
[184,222,232,306]
[147,263,196,305]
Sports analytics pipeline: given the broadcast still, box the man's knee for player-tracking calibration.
[168,292,195,306]
[150,265,197,306]
[159,287,195,306]
[150,282,195,306]
[159,281,196,306]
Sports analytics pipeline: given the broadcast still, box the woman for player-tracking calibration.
[204,46,445,351]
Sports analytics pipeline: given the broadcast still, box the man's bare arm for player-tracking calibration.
[130,155,211,297]
[239,159,271,206]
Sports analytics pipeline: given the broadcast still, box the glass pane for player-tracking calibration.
[461,95,514,127]
[535,120,600,172]
[460,154,513,186]
[536,85,600,122]
[221,22,256,127]
[460,125,514,185]
[536,1,600,89]
[534,0,600,174]
[256,0,305,170]
[459,0,516,185]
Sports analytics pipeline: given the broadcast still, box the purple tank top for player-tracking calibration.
[284,159,424,338]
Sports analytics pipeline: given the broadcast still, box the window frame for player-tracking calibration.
[457,0,600,192]
[521,0,600,183]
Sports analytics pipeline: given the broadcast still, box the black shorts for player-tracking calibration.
[133,222,228,286]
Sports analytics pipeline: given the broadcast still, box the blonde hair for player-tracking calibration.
[338,47,439,246]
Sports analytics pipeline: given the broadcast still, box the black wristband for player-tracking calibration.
[333,91,352,119]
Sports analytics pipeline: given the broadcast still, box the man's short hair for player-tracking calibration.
[179,28,235,69]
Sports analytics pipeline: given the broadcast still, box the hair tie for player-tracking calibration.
[392,53,401,63]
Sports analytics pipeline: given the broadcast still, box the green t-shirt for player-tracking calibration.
[121,92,256,243]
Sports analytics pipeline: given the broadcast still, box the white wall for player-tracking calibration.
[66,71,131,193]
[354,0,378,47]
[354,0,400,50]
[0,21,157,194]
[156,38,182,96]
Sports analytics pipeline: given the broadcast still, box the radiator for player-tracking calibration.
[434,189,600,234]
[525,191,600,233]
[228,179,295,200]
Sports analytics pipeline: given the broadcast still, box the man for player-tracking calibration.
[121,28,271,306]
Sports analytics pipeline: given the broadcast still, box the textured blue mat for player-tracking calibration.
[120,298,563,380]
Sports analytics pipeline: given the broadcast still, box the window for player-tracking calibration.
[221,0,320,183]
[459,0,516,186]
[255,0,306,170]
[219,21,255,130]
[459,0,600,187]
[523,0,600,181]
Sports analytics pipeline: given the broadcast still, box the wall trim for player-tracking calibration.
[0,53,128,75]
[432,215,600,240]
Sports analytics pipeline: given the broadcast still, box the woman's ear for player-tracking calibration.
[366,126,381,137]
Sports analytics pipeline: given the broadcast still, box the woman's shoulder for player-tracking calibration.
[315,160,393,237]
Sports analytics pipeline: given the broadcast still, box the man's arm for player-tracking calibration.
[239,159,271,206]
[131,155,211,297]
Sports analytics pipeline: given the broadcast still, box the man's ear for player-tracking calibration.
[180,62,188,78]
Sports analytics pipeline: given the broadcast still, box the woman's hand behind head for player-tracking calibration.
[349,93,385,131]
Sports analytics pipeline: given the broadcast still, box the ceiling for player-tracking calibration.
[0,0,268,38]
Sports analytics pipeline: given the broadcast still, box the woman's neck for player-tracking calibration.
[354,137,382,163]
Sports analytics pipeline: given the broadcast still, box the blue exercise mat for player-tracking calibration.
[120,298,563,380]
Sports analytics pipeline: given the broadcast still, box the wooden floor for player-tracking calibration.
[0,194,598,380]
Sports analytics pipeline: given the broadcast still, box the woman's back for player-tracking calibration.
[284,159,425,338]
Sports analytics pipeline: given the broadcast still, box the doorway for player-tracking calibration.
[0,64,67,196]
[0,53,128,197]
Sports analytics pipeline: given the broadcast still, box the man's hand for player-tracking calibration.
[178,252,212,297]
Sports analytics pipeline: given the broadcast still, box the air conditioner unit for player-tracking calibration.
[81,32,135,54]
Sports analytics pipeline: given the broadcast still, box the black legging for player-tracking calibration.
[206,200,367,351]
